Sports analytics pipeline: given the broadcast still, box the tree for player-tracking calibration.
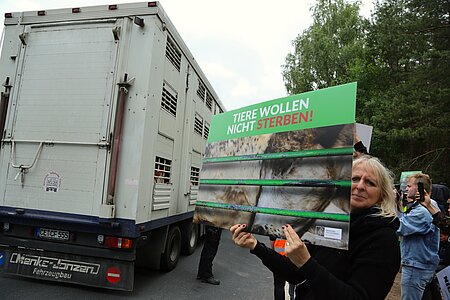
[282,0,366,94]
[282,0,449,184]
[363,0,449,183]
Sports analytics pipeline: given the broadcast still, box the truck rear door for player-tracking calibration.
[1,20,121,217]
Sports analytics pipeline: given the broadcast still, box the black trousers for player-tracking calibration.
[273,273,286,300]
[421,275,442,300]
[197,226,222,279]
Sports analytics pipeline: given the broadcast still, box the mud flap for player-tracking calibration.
[0,246,134,291]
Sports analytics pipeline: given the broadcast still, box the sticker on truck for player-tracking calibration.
[43,171,61,192]
[0,247,134,291]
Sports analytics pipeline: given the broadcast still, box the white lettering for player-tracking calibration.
[227,121,256,135]
[10,253,100,275]
[259,98,309,118]
[259,106,271,117]
[33,267,73,280]
[298,98,309,110]
[232,109,257,123]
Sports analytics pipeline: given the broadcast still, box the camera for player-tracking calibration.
[417,182,425,202]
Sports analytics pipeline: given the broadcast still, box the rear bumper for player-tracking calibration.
[0,246,134,291]
[0,205,195,237]
[0,206,136,236]
[0,235,135,261]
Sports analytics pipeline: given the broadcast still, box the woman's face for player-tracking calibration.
[350,164,382,211]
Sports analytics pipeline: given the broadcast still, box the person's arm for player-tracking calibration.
[250,241,309,284]
[397,206,434,236]
[252,227,400,299]
[420,190,440,215]
[295,228,400,299]
[230,224,307,284]
[432,212,450,234]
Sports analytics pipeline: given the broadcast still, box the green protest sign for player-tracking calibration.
[195,83,357,250]
[399,171,422,192]
[208,82,356,142]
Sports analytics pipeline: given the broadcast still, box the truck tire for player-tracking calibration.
[181,222,198,255]
[160,225,181,272]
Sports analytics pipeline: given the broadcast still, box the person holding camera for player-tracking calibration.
[397,173,440,300]
[420,185,450,235]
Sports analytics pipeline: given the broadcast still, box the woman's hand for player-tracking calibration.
[230,224,257,250]
[284,224,311,268]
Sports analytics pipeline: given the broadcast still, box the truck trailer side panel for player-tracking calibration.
[0,2,225,291]
[1,21,121,217]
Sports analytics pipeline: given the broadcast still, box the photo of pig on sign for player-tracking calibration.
[194,83,356,250]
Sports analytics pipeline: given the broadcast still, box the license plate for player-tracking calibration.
[37,228,70,241]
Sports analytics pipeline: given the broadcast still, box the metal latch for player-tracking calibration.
[117,73,135,94]
[19,33,28,45]
[11,141,43,187]
[112,26,120,41]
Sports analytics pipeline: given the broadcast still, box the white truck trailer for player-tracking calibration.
[0,1,224,291]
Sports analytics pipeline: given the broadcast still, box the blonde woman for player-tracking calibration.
[231,156,400,300]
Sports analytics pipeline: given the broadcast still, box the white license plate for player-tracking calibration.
[37,228,70,241]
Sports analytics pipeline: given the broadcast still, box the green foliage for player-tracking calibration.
[282,0,366,93]
[282,0,450,184]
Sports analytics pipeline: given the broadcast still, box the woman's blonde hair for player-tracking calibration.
[352,156,397,218]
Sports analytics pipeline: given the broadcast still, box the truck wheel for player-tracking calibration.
[181,222,198,255]
[160,226,181,272]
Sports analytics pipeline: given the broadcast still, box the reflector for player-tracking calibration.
[105,236,133,249]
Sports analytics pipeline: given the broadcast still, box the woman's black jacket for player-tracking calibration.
[250,207,400,300]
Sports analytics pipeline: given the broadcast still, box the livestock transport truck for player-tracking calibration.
[0,2,225,290]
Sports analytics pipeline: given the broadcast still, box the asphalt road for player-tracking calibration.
[0,231,276,300]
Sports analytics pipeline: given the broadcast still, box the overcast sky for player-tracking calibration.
[0,0,373,110]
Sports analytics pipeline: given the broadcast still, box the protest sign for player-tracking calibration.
[194,83,356,250]
[437,265,450,299]
[356,123,373,152]
[399,171,422,192]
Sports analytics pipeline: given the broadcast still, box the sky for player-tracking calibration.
[0,0,374,111]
